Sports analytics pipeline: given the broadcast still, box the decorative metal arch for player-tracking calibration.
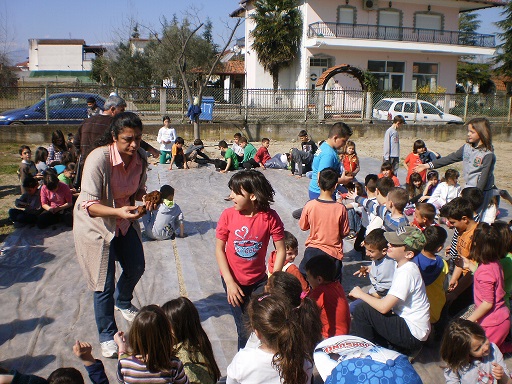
[315,64,366,91]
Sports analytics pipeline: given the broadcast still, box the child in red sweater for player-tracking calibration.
[306,255,350,338]
[378,161,400,187]
[341,140,360,176]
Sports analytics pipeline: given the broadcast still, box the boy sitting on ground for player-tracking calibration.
[239,137,257,167]
[142,184,184,240]
[216,140,239,173]
[9,176,42,228]
[349,226,430,356]
[267,230,309,292]
[306,254,350,338]
[350,228,395,313]
[348,186,409,232]
[18,145,39,194]
[412,225,449,325]
[243,138,287,169]
[169,137,188,170]
[184,139,210,167]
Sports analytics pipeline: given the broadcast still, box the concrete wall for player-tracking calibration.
[3,122,511,145]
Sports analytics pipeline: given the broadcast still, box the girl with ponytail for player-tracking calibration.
[226,293,312,384]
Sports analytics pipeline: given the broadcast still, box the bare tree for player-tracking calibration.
[178,19,241,139]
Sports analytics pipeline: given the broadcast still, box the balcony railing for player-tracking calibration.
[307,22,495,48]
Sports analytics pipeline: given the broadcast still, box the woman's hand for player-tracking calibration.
[117,206,143,220]
[413,163,429,174]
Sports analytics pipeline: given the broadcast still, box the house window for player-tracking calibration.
[310,58,331,67]
[337,5,356,24]
[413,62,439,91]
[414,12,443,31]
[377,9,402,40]
[368,60,405,91]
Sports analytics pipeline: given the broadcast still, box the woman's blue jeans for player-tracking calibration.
[94,224,145,342]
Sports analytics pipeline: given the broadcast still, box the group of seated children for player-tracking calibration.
[292,162,511,380]
[11,140,77,229]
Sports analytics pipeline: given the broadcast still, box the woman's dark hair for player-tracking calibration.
[162,297,221,382]
[266,272,322,357]
[469,222,500,264]
[51,130,67,152]
[94,112,143,147]
[440,318,486,371]
[228,170,275,212]
[35,146,49,163]
[128,305,175,373]
[413,139,426,154]
[248,293,310,384]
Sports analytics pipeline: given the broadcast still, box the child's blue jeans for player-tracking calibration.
[221,275,267,350]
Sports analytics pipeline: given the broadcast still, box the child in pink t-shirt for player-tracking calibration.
[38,170,73,229]
[459,223,512,353]
[216,170,285,350]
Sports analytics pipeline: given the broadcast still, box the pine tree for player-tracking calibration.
[495,2,512,77]
[250,0,302,91]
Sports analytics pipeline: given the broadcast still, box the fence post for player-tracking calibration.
[318,89,325,122]
[508,96,511,124]
[44,86,49,124]
[160,87,166,115]
[413,93,418,123]
[244,88,249,122]
[304,89,308,122]
[463,93,469,122]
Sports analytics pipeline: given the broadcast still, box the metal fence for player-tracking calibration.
[0,85,510,124]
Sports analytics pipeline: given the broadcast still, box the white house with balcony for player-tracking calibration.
[231,0,503,94]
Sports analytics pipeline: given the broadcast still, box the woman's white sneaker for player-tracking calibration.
[100,340,118,358]
[115,305,139,322]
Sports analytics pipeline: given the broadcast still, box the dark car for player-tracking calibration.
[0,92,105,125]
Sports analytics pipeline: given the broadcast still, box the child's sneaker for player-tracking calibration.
[100,340,118,358]
[346,231,357,240]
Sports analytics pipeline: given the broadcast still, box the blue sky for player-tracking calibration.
[1,0,504,64]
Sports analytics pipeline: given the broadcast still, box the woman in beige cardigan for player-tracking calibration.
[74,112,151,358]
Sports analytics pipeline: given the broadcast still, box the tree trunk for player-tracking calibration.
[193,118,200,140]
[272,72,279,93]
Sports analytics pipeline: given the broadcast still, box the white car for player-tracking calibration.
[372,98,463,124]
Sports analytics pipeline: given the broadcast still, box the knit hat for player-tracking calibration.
[383,226,426,252]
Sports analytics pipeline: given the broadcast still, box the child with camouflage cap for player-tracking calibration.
[349,226,431,357]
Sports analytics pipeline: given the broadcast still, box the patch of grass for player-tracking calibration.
[0,143,30,243]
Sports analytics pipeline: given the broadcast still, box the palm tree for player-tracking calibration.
[250,0,302,91]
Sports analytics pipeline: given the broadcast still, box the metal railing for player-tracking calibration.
[307,22,496,48]
[0,85,510,124]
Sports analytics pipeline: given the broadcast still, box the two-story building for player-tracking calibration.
[231,0,503,93]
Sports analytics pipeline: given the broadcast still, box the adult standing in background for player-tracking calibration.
[74,112,152,358]
[74,95,159,188]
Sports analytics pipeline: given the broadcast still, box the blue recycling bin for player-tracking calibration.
[199,97,215,121]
